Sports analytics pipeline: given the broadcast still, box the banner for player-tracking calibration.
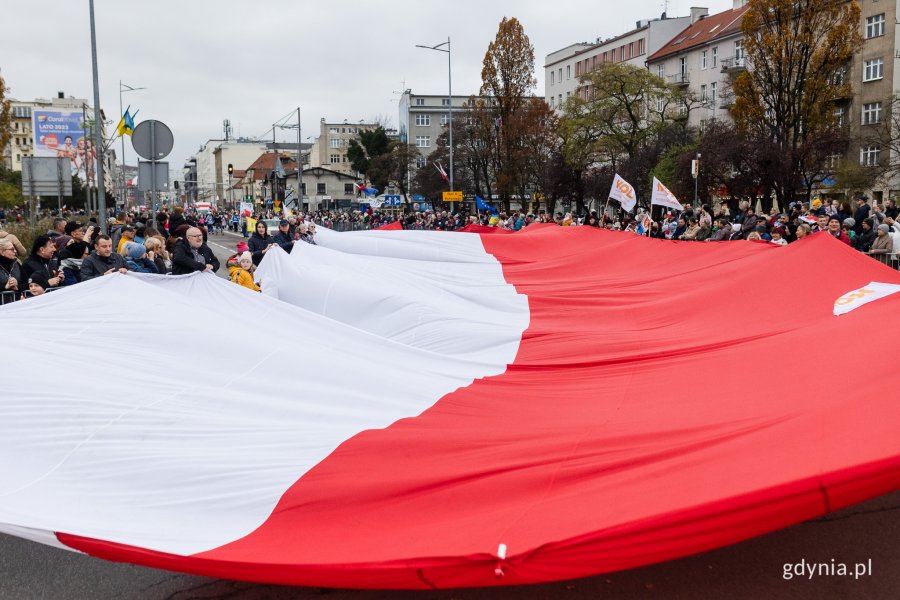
[609,174,637,212]
[650,177,684,211]
[32,110,95,185]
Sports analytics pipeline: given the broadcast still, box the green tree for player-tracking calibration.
[732,0,862,204]
[347,126,391,191]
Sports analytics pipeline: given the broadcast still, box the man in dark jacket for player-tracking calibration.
[271,219,295,254]
[81,235,127,281]
[172,227,219,275]
[167,207,187,237]
[20,235,62,288]
[856,217,877,253]
[853,196,871,235]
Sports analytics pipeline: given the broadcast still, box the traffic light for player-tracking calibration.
[228,163,234,176]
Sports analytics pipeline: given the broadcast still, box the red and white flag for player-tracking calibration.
[3,228,900,589]
[434,162,449,181]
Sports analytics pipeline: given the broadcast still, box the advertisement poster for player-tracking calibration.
[32,109,96,185]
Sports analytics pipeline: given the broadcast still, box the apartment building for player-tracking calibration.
[646,1,748,131]
[398,91,471,170]
[309,118,380,175]
[544,10,697,111]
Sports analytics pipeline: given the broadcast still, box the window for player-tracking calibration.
[317,183,327,194]
[566,65,571,79]
[550,96,555,109]
[864,58,884,81]
[558,94,562,105]
[861,146,880,166]
[657,64,665,77]
[862,102,882,125]
[550,71,555,85]
[866,14,885,39]
[415,98,425,106]
[702,50,708,69]
[440,114,450,126]
[710,81,717,103]
[558,68,563,82]
[330,154,340,164]
[344,183,355,195]
[620,45,626,61]
[329,127,339,134]
[415,114,431,126]
[700,84,707,101]
[442,98,450,106]
[415,156,427,169]
[575,62,582,77]
[415,135,431,148]
[603,51,608,63]
[329,139,341,148]
[712,46,718,67]
[566,91,571,99]
[679,56,687,75]
[301,183,307,195]
[834,104,848,127]
[734,40,744,60]
[638,39,645,55]
[629,42,635,58]
[656,97,665,112]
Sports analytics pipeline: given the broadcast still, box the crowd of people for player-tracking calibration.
[2,194,897,303]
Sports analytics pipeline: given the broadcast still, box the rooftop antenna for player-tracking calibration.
[661,0,668,18]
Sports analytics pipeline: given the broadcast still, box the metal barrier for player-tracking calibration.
[1,285,63,305]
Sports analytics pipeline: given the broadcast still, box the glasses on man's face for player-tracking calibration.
[187,234,202,239]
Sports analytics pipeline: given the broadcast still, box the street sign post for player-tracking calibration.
[132,120,174,228]
[21,157,73,221]
[442,191,462,202]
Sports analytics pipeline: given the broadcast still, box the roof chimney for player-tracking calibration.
[690,7,709,23]
[733,0,747,8]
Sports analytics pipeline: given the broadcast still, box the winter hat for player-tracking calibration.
[843,218,856,228]
[28,271,51,290]
[236,241,249,253]
[878,223,890,233]
[125,242,146,260]
[239,251,252,264]
[64,221,83,235]
[812,199,822,208]
[66,241,89,259]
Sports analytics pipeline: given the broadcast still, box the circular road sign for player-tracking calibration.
[132,120,174,161]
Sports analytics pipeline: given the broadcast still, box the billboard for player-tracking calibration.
[32,109,96,185]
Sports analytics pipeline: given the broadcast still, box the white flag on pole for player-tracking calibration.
[651,177,684,211]
[609,173,637,212]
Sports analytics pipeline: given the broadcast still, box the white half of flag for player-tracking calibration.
[651,177,684,211]
[833,282,900,316]
[609,174,637,213]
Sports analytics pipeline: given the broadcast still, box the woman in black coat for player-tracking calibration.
[247,220,275,265]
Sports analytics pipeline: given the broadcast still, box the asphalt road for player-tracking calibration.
[4,229,898,598]
[1,489,898,599]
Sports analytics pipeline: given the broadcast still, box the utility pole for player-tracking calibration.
[89,0,107,230]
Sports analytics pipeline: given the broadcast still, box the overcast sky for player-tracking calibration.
[3,0,733,173]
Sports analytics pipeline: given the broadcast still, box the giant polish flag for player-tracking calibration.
[3,228,900,589]
[651,177,684,211]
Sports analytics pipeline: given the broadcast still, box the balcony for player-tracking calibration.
[668,72,690,86]
[720,56,746,72]
[719,93,735,109]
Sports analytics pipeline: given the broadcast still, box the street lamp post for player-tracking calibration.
[88,0,108,230]
[693,152,701,208]
[416,38,453,201]
[119,82,146,209]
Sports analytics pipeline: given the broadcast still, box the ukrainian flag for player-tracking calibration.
[116,107,136,137]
